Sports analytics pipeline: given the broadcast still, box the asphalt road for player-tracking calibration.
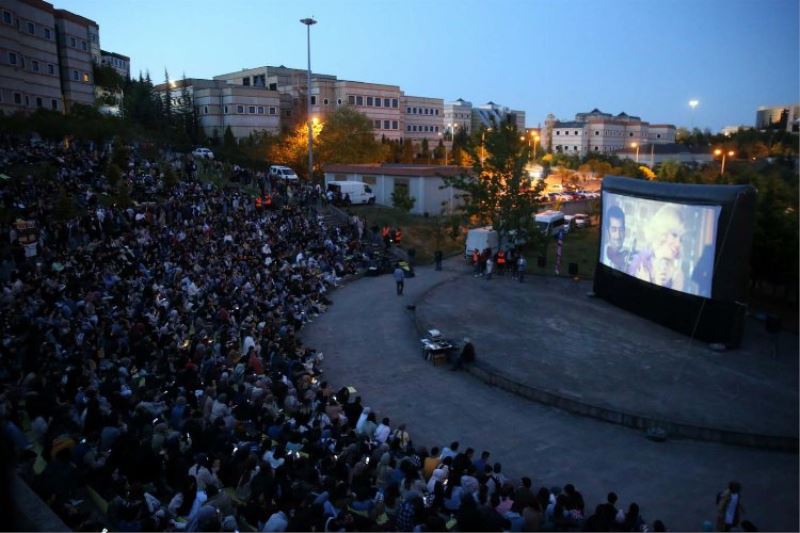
[301,258,798,531]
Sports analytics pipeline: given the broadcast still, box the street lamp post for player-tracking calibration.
[300,17,317,181]
[480,127,491,166]
[630,142,639,163]
[533,133,539,159]
[714,148,735,176]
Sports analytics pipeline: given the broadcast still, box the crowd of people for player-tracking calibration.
[470,248,527,282]
[0,136,736,532]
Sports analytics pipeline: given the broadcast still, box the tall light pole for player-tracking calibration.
[714,149,735,176]
[300,17,317,181]
[480,127,491,166]
[630,142,639,163]
[533,133,540,159]
[689,99,699,130]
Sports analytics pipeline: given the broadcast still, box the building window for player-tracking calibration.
[204,105,208,114]
[594,146,599,150]
[32,61,39,72]
[555,131,560,136]
[657,134,661,139]
[70,37,76,47]
[629,132,633,137]
[48,64,54,74]
[392,98,398,108]
[336,98,342,105]
[366,96,373,106]
[384,120,390,129]
[257,106,264,114]
[8,52,16,65]
[323,98,328,105]
[44,28,51,39]
[14,93,21,104]
[435,126,439,132]
[51,99,58,110]
[27,21,34,34]
[348,95,355,105]
[575,131,579,135]
[71,70,78,80]
[406,125,411,131]
[224,106,228,114]
[310,95,316,105]
[374,120,380,129]
[2,11,11,24]
[375,98,381,107]
[269,107,276,115]
[249,106,256,114]
[36,97,42,107]
[392,120,398,130]
[242,77,250,86]
[595,131,599,136]
[356,96,363,105]
[81,41,87,51]
[237,105,244,113]
[269,83,277,90]
[82,72,89,82]
[406,107,411,113]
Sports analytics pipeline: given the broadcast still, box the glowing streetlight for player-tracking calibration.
[689,99,699,129]
[533,133,540,159]
[630,142,639,163]
[714,148,735,176]
[300,17,317,180]
[480,127,492,166]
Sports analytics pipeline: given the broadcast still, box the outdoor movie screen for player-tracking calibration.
[600,191,721,298]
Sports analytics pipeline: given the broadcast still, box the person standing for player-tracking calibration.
[434,250,443,271]
[517,255,527,283]
[485,257,494,281]
[394,264,405,296]
[716,481,744,532]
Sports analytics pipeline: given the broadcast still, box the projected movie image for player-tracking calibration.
[600,191,721,298]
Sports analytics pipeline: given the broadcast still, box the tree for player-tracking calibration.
[401,139,415,163]
[316,107,386,165]
[420,138,430,161]
[442,119,544,251]
[391,187,415,212]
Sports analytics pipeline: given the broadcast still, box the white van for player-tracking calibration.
[269,165,299,181]
[464,226,499,260]
[326,181,375,205]
[535,210,567,237]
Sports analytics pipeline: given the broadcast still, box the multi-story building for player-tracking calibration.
[402,95,443,147]
[335,80,403,140]
[53,8,96,110]
[0,0,63,113]
[472,101,526,133]
[544,108,676,156]
[156,78,282,140]
[100,49,129,79]
[443,98,472,140]
[755,104,799,133]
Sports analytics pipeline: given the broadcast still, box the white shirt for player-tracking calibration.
[374,423,391,443]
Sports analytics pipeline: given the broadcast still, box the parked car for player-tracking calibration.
[269,165,299,182]
[572,213,591,228]
[192,147,214,159]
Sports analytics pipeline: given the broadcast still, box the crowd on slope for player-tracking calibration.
[0,137,679,532]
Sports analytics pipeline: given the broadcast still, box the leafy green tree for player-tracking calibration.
[420,138,430,161]
[401,139,415,163]
[391,187,415,212]
[442,119,544,250]
[317,107,386,164]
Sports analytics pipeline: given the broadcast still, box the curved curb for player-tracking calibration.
[411,278,799,453]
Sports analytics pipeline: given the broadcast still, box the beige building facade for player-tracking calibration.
[545,108,676,156]
[402,95,444,147]
[54,8,96,110]
[443,98,473,140]
[157,78,282,140]
[100,49,129,79]
[0,0,63,113]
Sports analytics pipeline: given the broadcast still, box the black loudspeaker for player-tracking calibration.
[568,263,578,276]
[537,256,546,268]
[765,314,781,334]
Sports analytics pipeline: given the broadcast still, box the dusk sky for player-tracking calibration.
[59,0,798,132]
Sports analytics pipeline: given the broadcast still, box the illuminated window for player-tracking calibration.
[82,72,90,82]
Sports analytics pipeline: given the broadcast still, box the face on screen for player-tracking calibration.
[600,191,720,298]
[607,217,625,250]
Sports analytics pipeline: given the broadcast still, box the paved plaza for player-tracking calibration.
[301,257,799,531]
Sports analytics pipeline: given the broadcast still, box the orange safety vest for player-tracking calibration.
[255,196,263,209]
[395,229,403,243]
[264,194,272,206]
[497,251,506,265]
[381,227,390,238]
